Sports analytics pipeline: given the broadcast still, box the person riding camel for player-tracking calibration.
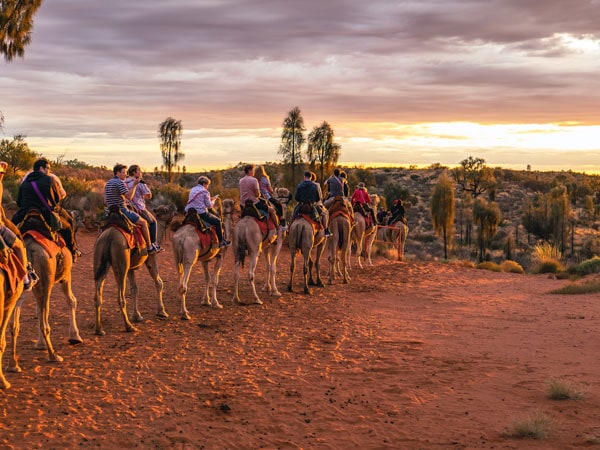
[310,172,331,236]
[323,168,344,207]
[239,164,278,228]
[12,158,81,262]
[255,165,286,231]
[185,176,230,247]
[294,171,331,236]
[104,163,159,254]
[0,161,38,291]
[389,198,407,225]
[351,182,376,226]
[125,165,164,252]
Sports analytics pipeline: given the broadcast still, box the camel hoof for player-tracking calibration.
[132,315,144,323]
[157,310,169,319]
[212,302,224,309]
[49,354,64,363]
[181,314,191,321]
[0,378,11,390]
[254,299,263,305]
[95,329,106,336]
[271,291,282,297]
[69,337,83,345]
[7,365,22,373]
[125,325,138,333]
[304,288,313,295]
[287,286,293,293]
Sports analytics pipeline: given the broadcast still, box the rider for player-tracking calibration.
[339,171,350,198]
[310,172,330,236]
[294,171,330,236]
[12,158,81,261]
[323,168,344,207]
[0,161,38,291]
[104,163,158,254]
[255,165,286,230]
[388,198,406,225]
[351,182,376,225]
[185,176,230,247]
[239,164,278,227]
[125,165,164,252]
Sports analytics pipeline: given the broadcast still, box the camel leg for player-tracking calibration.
[58,279,83,344]
[128,271,143,323]
[366,231,376,266]
[200,261,212,307]
[114,269,137,333]
[269,246,283,297]
[7,295,25,374]
[247,248,262,305]
[94,277,106,336]
[178,262,194,320]
[303,251,312,295]
[0,316,12,388]
[287,250,296,293]
[144,256,167,318]
[233,257,242,304]
[314,242,325,288]
[209,257,224,309]
[34,286,63,363]
[261,250,272,294]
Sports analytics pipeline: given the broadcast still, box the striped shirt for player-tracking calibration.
[105,177,128,208]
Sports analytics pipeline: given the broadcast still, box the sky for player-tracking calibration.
[2,0,600,173]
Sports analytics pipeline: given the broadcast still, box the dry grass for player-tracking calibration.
[506,409,554,440]
[547,378,586,400]
[500,260,525,274]
[550,281,600,295]
[476,261,501,272]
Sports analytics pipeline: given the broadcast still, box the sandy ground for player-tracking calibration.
[1,229,599,449]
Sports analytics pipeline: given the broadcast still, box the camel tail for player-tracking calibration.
[235,235,247,268]
[93,246,111,282]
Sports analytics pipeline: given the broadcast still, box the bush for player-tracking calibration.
[533,259,563,274]
[476,261,501,272]
[500,260,525,274]
[508,409,553,440]
[533,242,561,262]
[575,257,600,275]
[547,378,586,400]
[152,184,189,212]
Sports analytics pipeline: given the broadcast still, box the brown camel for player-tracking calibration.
[172,198,233,318]
[8,233,83,372]
[232,214,282,305]
[287,215,326,295]
[378,218,409,261]
[350,194,380,268]
[327,199,353,285]
[0,263,24,389]
[93,224,167,335]
[153,204,177,245]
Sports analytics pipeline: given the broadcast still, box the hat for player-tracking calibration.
[357,182,365,189]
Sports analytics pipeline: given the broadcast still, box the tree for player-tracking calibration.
[451,156,496,199]
[278,106,305,189]
[430,174,455,259]
[1,0,43,61]
[473,198,501,262]
[306,121,341,184]
[0,134,37,175]
[158,117,184,183]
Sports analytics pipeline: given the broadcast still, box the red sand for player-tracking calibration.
[1,229,598,449]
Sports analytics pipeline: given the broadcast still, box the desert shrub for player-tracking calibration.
[507,409,553,440]
[1,175,20,201]
[533,260,563,274]
[476,261,501,272]
[448,259,475,268]
[500,260,525,274]
[546,378,586,400]
[533,242,561,262]
[153,183,189,211]
[575,256,600,275]
[550,281,600,295]
[62,177,94,197]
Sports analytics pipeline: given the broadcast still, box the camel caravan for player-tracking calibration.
[0,161,408,389]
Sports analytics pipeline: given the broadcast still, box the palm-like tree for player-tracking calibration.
[1,0,43,62]
[306,121,341,184]
[158,117,184,183]
[279,107,306,189]
[431,174,455,259]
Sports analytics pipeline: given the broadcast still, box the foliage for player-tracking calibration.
[158,117,184,183]
[473,198,500,261]
[0,0,42,61]
[500,260,525,274]
[546,378,586,400]
[347,166,376,190]
[475,261,501,272]
[0,134,37,175]
[507,409,553,440]
[152,183,189,212]
[278,106,306,188]
[533,242,562,262]
[306,121,341,184]
[574,257,600,275]
[383,183,411,210]
[532,259,563,274]
[550,281,600,295]
[430,174,455,259]
[451,156,496,199]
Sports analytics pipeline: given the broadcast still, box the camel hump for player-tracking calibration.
[101,207,136,234]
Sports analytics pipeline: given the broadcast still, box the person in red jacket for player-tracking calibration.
[351,182,376,225]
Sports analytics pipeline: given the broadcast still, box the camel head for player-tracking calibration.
[370,194,380,207]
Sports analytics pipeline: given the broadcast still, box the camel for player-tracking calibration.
[172,198,234,319]
[0,258,24,389]
[378,218,409,261]
[287,214,326,295]
[326,197,353,284]
[232,213,281,305]
[93,214,167,335]
[153,204,177,245]
[350,194,380,268]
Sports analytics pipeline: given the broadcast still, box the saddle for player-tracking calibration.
[182,208,219,250]
[353,203,373,229]
[241,200,266,221]
[327,196,354,224]
[293,202,321,224]
[18,209,56,241]
[0,237,26,297]
[22,230,65,259]
[100,206,144,251]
